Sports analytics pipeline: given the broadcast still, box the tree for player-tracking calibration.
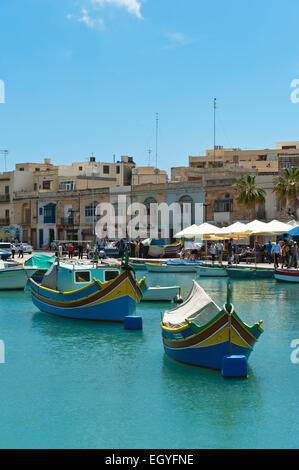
[233,174,266,220]
[273,167,299,218]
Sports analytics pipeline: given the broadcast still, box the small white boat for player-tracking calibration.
[0,261,38,290]
[142,285,181,302]
[274,269,299,283]
[197,266,227,277]
[145,262,202,273]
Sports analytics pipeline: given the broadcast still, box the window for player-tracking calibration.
[42,180,51,190]
[59,181,75,191]
[34,183,37,191]
[19,167,24,171]
[103,165,110,174]
[35,168,40,172]
[79,166,83,171]
[85,204,96,217]
[39,207,43,215]
[43,204,56,223]
[104,270,119,282]
[75,271,91,283]
[5,186,9,194]
[214,195,233,213]
[116,166,120,174]
[283,162,291,169]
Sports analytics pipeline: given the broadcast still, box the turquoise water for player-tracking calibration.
[0,273,298,449]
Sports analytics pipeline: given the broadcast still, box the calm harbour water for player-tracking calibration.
[0,272,298,449]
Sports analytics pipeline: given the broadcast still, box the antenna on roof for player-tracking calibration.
[147,147,152,166]
[0,150,8,172]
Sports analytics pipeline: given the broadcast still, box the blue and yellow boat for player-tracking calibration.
[161,281,263,370]
[29,262,147,322]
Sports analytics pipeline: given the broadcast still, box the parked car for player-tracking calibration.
[0,242,12,252]
[15,243,33,254]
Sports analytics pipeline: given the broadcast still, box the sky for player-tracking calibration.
[1,0,299,175]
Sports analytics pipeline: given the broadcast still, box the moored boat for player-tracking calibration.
[142,285,181,302]
[226,267,274,279]
[24,253,55,283]
[129,262,147,271]
[197,266,227,277]
[146,260,203,273]
[161,280,263,370]
[274,268,299,283]
[0,261,38,290]
[29,262,147,321]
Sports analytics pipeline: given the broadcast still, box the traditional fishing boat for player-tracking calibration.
[29,262,147,321]
[146,260,203,273]
[161,281,263,370]
[129,262,147,271]
[0,260,38,290]
[226,267,274,279]
[197,266,227,277]
[274,268,299,283]
[142,239,182,258]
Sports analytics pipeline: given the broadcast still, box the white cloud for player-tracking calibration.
[67,8,105,30]
[91,0,143,19]
[163,32,192,50]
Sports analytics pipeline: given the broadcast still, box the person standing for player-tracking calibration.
[227,239,233,265]
[216,241,224,264]
[272,241,282,268]
[266,241,273,264]
[10,242,16,259]
[210,241,216,265]
[18,242,24,259]
[135,239,140,258]
[78,243,83,260]
[86,243,90,259]
[68,244,74,259]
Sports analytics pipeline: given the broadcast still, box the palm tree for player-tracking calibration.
[273,167,299,218]
[233,174,266,221]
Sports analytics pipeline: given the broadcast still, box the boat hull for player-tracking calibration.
[0,267,37,290]
[274,269,299,283]
[29,269,147,321]
[197,267,227,277]
[146,262,200,273]
[226,268,274,279]
[162,310,263,370]
[142,286,179,302]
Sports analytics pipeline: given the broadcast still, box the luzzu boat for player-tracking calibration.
[29,262,147,321]
[161,281,263,370]
[146,260,203,273]
[274,268,299,283]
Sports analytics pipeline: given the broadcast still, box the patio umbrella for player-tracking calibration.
[265,220,292,234]
[288,226,299,237]
[174,223,223,238]
[245,219,270,236]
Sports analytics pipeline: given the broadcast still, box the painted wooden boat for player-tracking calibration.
[0,262,38,290]
[146,261,203,273]
[163,242,182,258]
[226,267,274,279]
[29,262,147,321]
[0,249,11,261]
[142,286,180,302]
[197,266,227,277]
[129,262,147,271]
[161,281,263,370]
[274,269,299,283]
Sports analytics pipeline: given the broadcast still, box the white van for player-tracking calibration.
[0,242,12,252]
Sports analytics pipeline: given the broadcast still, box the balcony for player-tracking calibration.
[0,218,10,225]
[61,217,75,226]
[0,194,10,202]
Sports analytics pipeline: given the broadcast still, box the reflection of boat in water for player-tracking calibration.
[197,266,227,277]
[29,262,147,321]
[0,260,37,290]
[226,267,274,279]
[146,260,203,273]
[161,280,263,370]
[274,268,299,283]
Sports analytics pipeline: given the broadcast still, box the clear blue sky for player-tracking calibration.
[1,0,299,174]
